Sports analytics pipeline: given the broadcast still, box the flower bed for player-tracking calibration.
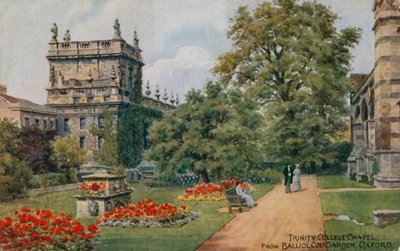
[0,208,99,250]
[176,183,225,201]
[80,181,107,196]
[96,199,199,228]
[220,179,254,192]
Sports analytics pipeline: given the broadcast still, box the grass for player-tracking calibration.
[324,221,400,251]
[317,175,374,189]
[320,190,400,251]
[0,182,274,251]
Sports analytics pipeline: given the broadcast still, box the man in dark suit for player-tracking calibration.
[283,165,293,193]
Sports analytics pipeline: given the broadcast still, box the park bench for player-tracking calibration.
[373,210,400,227]
[223,187,246,213]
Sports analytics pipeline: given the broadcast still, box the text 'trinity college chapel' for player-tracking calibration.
[349,0,400,188]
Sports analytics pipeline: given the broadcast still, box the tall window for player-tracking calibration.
[128,67,133,89]
[79,137,85,149]
[98,117,104,129]
[24,117,30,126]
[35,119,40,127]
[50,120,54,129]
[80,117,86,130]
[64,118,69,132]
[43,120,47,129]
[98,136,104,149]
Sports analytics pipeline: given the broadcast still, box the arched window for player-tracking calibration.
[362,99,368,122]
[369,90,375,119]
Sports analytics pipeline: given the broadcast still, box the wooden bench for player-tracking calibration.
[373,210,400,227]
[223,187,246,213]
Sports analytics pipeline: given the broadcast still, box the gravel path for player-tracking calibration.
[197,176,327,251]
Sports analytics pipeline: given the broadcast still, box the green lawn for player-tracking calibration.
[320,190,400,251]
[317,175,374,189]
[0,182,274,251]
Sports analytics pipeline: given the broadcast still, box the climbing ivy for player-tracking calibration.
[118,105,163,168]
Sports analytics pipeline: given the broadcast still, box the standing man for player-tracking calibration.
[283,164,293,193]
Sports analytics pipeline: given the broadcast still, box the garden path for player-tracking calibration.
[197,176,327,251]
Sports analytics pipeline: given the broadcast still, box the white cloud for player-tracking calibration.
[0,0,375,104]
[143,45,214,103]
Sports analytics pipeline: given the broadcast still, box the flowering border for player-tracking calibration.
[0,208,99,250]
[96,199,199,228]
[176,183,225,201]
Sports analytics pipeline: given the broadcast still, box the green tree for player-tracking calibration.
[52,135,86,182]
[213,0,361,168]
[89,113,118,167]
[19,125,57,173]
[0,118,32,200]
[148,82,263,182]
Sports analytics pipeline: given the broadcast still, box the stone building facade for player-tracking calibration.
[45,21,175,152]
[348,0,400,188]
[0,84,56,130]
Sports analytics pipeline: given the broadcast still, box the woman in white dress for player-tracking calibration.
[293,164,301,192]
[235,181,255,208]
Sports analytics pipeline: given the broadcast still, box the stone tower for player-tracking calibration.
[372,0,400,187]
[45,20,144,151]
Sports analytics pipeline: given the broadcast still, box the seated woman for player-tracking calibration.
[235,181,256,208]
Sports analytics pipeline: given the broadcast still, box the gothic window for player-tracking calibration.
[355,106,360,119]
[362,99,368,122]
[80,117,86,130]
[369,90,375,119]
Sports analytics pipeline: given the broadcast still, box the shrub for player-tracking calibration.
[243,169,282,184]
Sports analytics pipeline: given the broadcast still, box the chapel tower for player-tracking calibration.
[45,20,144,151]
[372,0,400,187]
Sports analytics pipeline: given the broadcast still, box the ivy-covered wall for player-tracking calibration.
[118,106,163,168]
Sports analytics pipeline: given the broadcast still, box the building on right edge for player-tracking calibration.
[348,0,400,188]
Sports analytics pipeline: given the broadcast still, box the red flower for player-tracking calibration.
[87,224,99,234]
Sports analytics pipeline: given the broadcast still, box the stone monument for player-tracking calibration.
[75,173,133,218]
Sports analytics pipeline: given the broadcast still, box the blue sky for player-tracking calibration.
[0,0,374,104]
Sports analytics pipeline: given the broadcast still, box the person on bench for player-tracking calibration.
[235,181,256,208]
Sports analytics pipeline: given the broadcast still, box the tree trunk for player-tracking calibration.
[65,166,72,183]
[199,169,210,183]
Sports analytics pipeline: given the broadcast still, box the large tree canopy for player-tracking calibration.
[148,83,264,181]
[213,0,361,167]
[0,118,32,200]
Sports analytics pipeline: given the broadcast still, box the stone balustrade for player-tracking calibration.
[48,39,139,59]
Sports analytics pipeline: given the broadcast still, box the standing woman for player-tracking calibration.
[293,164,301,192]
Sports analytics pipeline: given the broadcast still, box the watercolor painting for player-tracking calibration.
[0,1,399,250]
